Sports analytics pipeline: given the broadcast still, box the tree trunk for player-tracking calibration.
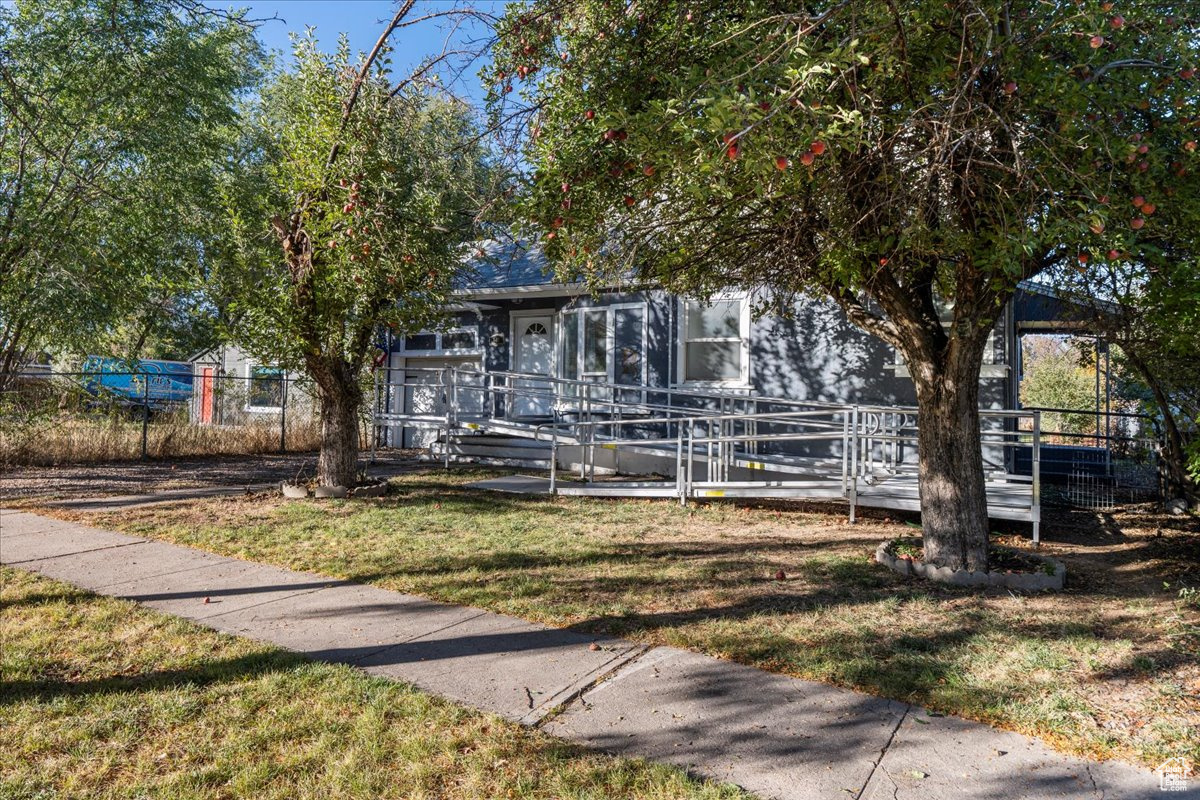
[311,361,363,488]
[911,357,991,572]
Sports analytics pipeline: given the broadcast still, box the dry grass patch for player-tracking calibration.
[43,467,1200,769]
[0,567,746,800]
[1,412,322,468]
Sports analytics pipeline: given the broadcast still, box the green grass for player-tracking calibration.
[51,468,1200,770]
[0,567,748,800]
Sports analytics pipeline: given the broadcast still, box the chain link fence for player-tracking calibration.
[1,369,324,467]
[1017,406,1163,509]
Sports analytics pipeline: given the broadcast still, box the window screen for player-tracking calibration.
[683,299,744,382]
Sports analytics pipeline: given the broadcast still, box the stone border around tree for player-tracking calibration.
[278,480,389,499]
[351,480,388,498]
[875,542,1065,591]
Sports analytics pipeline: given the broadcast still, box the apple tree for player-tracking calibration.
[488,0,1200,569]
[220,25,491,488]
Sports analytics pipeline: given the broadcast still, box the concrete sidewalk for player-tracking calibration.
[0,509,1180,799]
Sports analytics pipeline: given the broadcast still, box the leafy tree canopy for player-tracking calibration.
[488,0,1200,568]
[490,0,1198,340]
[0,0,264,374]
[217,28,494,486]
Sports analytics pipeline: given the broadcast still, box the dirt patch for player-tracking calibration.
[0,451,422,502]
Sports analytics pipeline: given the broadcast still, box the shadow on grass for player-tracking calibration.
[0,650,307,705]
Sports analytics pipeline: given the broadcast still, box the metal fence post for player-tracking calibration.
[141,376,149,459]
[279,377,289,453]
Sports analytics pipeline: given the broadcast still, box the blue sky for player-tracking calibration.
[229,0,507,107]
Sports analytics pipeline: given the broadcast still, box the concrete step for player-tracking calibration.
[417,453,553,469]
[449,434,553,450]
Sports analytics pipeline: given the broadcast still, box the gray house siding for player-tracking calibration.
[751,296,1012,409]
[388,289,1015,410]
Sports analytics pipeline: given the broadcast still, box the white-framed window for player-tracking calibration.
[399,326,480,355]
[678,296,750,386]
[559,303,647,386]
[246,363,284,411]
[887,299,1007,378]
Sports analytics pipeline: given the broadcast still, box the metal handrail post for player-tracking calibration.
[443,369,452,471]
[1032,410,1042,547]
[676,427,685,505]
[707,418,715,482]
[750,397,758,456]
[840,411,850,493]
[550,430,559,495]
[684,423,694,506]
[849,406,859,522]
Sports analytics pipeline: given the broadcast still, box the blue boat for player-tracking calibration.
[80,356,194,408]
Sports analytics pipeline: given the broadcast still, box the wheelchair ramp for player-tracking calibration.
[375,367,1045,543]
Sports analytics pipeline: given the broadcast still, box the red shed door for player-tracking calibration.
[199,368,214,424]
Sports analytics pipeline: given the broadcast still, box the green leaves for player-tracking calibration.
[0,0,264,367]
[216,29,490,375]
[488,0,1198,338]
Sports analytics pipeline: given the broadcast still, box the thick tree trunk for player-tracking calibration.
[310,360,363,488]
[911,358,991,572]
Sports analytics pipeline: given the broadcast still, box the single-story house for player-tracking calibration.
[378,240,1067,451]
[188,344,312,426]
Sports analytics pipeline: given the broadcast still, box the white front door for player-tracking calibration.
[512,314,554,417]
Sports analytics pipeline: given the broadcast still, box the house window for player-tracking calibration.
[559,304,646,385]
[888,298,1006,377]
[404,333,438,351]
[583,311,607,376]
[613,305,645,385]
[400,327,479,354]
[561,314,579,382]
[442,329,478,350]
[681,298,748,384]
[247,365,284,410]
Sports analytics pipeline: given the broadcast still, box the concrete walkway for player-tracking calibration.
[0,508,1180,799]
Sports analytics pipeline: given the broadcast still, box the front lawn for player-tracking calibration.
[0,567,746,800]
[44,467,1200,769]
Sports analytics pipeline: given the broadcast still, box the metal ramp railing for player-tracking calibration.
[372,367,1043,544]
